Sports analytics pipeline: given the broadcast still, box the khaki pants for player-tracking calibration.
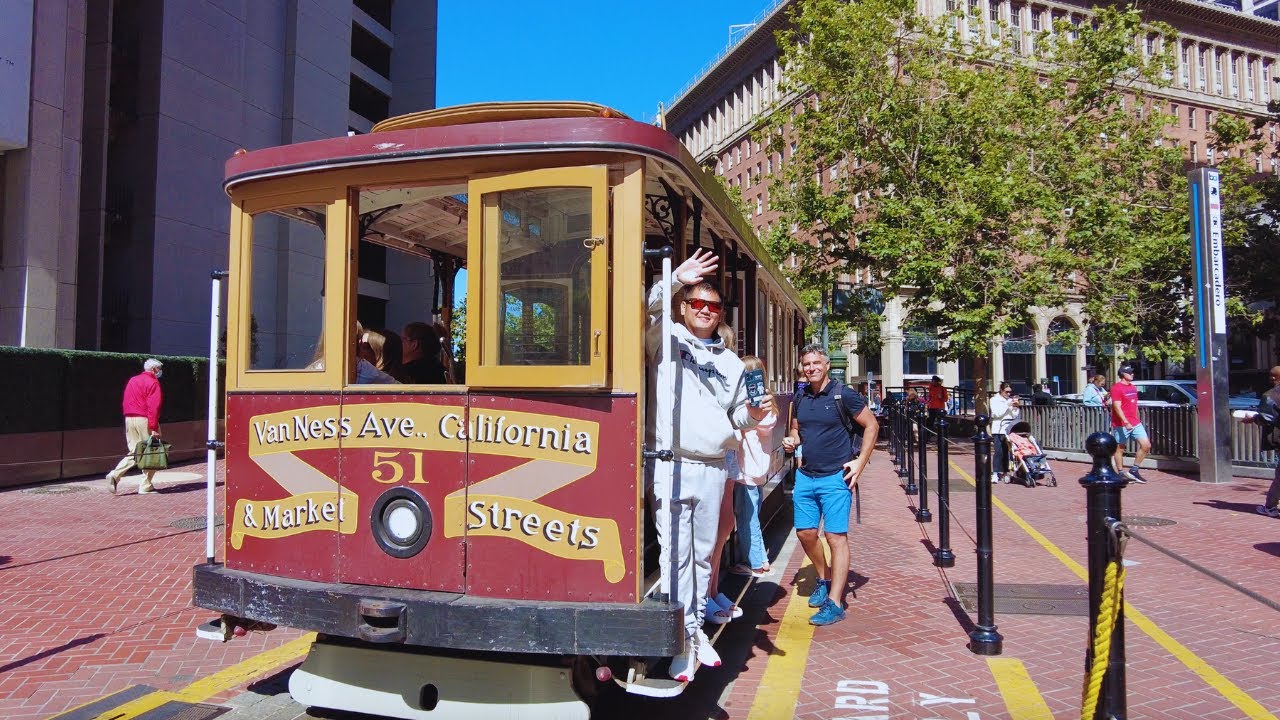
[107,416,156,490]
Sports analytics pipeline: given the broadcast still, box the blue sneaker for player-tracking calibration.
[809,598,846,626]
[808,579,830,608]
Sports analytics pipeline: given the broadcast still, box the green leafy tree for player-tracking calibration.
[765,0,1187,400]
[1212,109,1280,352]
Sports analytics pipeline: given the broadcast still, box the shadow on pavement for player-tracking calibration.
[1193,499,1264,515]
[0,633,106,673]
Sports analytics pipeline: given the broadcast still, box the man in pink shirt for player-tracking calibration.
[105,359,164,494]
[1110,365,1150,483]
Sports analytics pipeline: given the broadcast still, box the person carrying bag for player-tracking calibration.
[134,436,172,472]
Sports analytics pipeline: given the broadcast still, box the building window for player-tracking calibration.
[745,169,752,189]
[789,141,797,158]
[988,0,1001,42]
[1230,54,1240,98]
[1180,43,1190,88]
[767,158,772,174]
[1264,61,1272,103]
[1207,145,1215,164]
[1010,5,1023,55]
[1069,14,1081,42]
[1170,103,1179,126]
[1207,110,1214,128]
[1190,141,1198,162]
[735,147,741,164]
[1145,34,1156,58]
[968,0,981,41]
[1198,47,1207,91]
[755,196,763,215]
[1215,49,1224,95]
[1256,153,1263,172]
[1188,107,1196,129]
[1247,57,1256,102]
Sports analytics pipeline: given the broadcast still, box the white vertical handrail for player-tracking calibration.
[206,271,228,564]
[659,253,675,599]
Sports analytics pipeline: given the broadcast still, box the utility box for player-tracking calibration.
[0,1,34,152]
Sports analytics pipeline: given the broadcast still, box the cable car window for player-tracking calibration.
[353,183,467,385]
[467,165,609,388]
[249,205,326,371]
[493,187,593,366]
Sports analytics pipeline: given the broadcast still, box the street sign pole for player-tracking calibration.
[1188,167,1232,484]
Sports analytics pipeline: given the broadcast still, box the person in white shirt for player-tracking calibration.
[988,382,1021,482]
[645,249,773,682]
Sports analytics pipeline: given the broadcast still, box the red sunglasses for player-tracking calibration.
[685,298,723,313]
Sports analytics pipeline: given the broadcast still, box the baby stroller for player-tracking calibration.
[1005,421,1056,487]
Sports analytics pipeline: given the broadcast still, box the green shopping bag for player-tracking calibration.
[134,437,172,471]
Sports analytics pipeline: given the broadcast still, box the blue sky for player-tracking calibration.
[436,0,782,122]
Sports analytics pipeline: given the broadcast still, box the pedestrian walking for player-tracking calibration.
[105,358,164,495]
[925,375,948,445]
[1110,365,1151,483]
[645,249,774,681]
[782,344,879,626]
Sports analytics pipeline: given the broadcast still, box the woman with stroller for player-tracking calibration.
[988,382,1021,483]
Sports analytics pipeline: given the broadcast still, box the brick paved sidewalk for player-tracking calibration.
[719,441,1280,719]
[0,460,305,720]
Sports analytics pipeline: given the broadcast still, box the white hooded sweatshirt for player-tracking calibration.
[644,279,756,461]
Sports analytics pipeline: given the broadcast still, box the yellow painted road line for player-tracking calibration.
[746,556,816,720]
[988,658,1054,720]
[951,461,1278,720]
[70,633,317,720]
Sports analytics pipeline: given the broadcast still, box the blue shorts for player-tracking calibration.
[793,468,852,534]
[1112,423,1149,445]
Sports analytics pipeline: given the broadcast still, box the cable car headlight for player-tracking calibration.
[370,487,433,559]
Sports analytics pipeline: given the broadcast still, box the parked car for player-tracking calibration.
[1052,381,1253,409]
[1134,380,1258,410]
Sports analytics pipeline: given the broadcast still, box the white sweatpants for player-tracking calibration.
[647,457,728,637]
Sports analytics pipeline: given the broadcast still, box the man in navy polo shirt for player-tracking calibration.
[782,344,879,625]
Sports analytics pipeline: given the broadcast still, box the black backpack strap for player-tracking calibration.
[832,382,863,458]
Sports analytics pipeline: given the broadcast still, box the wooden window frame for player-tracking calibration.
[465,165,611,389]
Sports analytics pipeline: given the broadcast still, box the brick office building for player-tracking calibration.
[661,0,1279,393]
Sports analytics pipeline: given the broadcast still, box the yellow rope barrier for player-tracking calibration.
[1081,559,1125,720]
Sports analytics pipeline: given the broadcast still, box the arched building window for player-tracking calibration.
[1001,322,1035,394]
[1046,316,1079,395]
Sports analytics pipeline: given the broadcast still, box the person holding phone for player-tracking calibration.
[782,344,879,626]
[644,249,774,681]
[989,381,1021,483]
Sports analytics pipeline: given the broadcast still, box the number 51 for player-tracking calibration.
[371,451,427,484]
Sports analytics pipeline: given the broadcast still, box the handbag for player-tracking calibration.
[134,437,171,471]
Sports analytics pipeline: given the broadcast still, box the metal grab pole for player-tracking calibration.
[905,408,918,494]
[934,416,955,567]
[916,406,931,522]
[205,271,228,564]
[969,414,1003,655]
[660,249,676,601]
[1081,432,1127,719]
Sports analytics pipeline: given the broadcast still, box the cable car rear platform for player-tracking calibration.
[192,563,683,656]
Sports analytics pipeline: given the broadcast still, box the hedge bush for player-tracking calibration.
[0,346,224,435]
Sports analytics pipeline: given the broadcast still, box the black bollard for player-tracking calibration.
[934,416,955,567]
[905,407,918,494]
[969,414,1003,655]
[890,406,901,466]
[1080,432,1127,720]
[916,406,932,522]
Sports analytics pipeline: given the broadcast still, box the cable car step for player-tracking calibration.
[290,640,588,720]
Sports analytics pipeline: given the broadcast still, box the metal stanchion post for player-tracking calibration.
[1081,432,1127,719]
[890,406,901,466]
[916,405,931,522]
[905,408,918,494]
[969,414,1003,655]
[934,416,955,567]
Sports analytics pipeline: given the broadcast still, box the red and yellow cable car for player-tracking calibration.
[193,101,806,719]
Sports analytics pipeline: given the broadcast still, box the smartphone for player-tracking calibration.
[745,369,766,407]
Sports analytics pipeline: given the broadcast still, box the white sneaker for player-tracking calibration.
[695,628,721,668]
[668,640,697,681]
[990,473,1000,484]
